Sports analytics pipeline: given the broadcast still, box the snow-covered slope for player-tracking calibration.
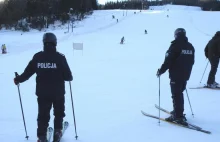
[0,5,219,142]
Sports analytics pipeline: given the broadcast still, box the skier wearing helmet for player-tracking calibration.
[157,28,195,125]
[14,32,73,142]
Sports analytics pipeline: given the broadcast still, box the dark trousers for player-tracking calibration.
[37,96,65,137]
[207,57,219,84]
[2,49,6,54]
[170,81,187,118]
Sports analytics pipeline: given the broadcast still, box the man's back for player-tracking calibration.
[16,51,72,97]
[207,37,220,58]
[34,51,72,96]
[158,35,194,82]
[168,37,195,81]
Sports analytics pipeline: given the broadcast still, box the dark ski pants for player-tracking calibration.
[207,57,219,84]
[37,96,65,138]
[170,81,187,118]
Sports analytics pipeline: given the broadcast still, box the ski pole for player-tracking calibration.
[200,60,209,84]
[69,81,78,140]
[158,73,161,125]
[185,89,194,118]
[15,72,29,140]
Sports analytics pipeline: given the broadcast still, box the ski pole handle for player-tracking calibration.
[14,72,20,86]
[15,72,19,77]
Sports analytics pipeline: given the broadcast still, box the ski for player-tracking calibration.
[189,86,220,90]
[47,127,54,142]
[141,111,211,134]
[155,104,202,130]
[53,121,69,142]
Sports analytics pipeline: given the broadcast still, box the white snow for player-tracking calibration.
[0,4,219,142]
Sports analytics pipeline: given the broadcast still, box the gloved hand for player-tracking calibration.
[14,72,20,85]
[14,78,19,85]
[156,69,161,77]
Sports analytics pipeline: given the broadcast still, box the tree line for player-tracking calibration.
[0,0,98,31]
[1,0,219,31]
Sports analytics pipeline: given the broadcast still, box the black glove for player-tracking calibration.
[14,78,19,85]
[14,72,20,85]
[156,69,161,77]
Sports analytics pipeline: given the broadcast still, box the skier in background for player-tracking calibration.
[204,31,220,88]
[157,28,195,125]
[14,32,73,142]
[1,44,7,54]
[120,36,125,44]
[145,30,147,34]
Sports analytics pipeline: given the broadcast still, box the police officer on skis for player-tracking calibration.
[156,28,195,125]
[204,31,220,88]
[14,32,73,142]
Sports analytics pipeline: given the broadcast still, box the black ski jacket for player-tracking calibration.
[204,36,220,58]
[16,46,73,97]
[159,36,195,81]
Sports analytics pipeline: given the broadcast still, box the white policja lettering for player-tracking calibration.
[37,63,57,68]
[181,50,192,55]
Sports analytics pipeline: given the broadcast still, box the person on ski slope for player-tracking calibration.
[14,32,73,142]
[156,28,195,125]
[204,31,220,88]
[120,36,125,44]
[2,44,7,54]
[145,30,147,34]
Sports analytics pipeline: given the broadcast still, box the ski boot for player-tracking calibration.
[165,114,188,126]
[207,83,218,88]
[37,136,47,142]
[53,129,62,142]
